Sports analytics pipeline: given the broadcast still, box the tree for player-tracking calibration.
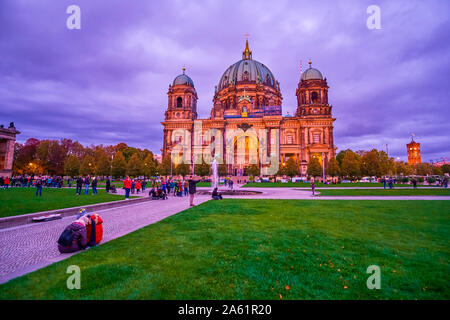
[159,156,172,177]
[218,164,228,177]
[246,164,260,177]
[340,150,361,179]
[127,153,143,177]
[95,153,111,176]
[307,157,322,178]
[111,151,127,178]
[361,149,380,177]
[80,155,95,176]
[64,155,80,177]
[195,160,211,177]
[441,164,450,174]
[415,163,433,176]
[432,166,443,176]
[326,157,340,177]
[142,153,157,177]
[175,162,190,177]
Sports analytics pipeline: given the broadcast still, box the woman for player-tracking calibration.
[212,187,222,200]
[57,216,91,253]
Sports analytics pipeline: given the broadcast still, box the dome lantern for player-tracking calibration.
[242,34,252,60]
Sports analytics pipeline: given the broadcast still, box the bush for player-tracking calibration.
[427,177,436,184]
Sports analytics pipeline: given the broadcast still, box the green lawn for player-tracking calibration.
[197,182,224,187]
[243,182,438,188]
[1,199,448,299]
[316,189,450,196]
[0,188,132,218]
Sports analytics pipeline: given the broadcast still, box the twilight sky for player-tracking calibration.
[1,0,449,162]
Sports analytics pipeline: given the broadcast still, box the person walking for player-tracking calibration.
[84,176,90,195]
[188,176,201,206]
[229,179,233,190]
[91,177,98,195]
[311,179,316,196]
[131,180,136,194]
[106,178,111,193]
[388,178,393,189]
[76,176,83,195]
[183,179,189,197]
[3,176,9,189]
[123,176,132,200]
[35,176,42,197]
[136,180,141,194]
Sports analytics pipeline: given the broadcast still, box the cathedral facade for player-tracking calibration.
[161,39,336,176]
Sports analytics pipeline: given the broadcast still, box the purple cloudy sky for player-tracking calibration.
[1,0,449,162]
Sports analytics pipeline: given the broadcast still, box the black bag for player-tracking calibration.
[57,228,74,247]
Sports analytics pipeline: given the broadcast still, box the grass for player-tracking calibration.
[316,189,450,196]
[197,182,224,187]
[243,182,439,188]
[0,188,135,218]
[1,199,448,299]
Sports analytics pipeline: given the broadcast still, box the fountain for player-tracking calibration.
[211,155,219,191]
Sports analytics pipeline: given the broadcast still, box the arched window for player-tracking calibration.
[311,91,319,103]
[177,97,183,108]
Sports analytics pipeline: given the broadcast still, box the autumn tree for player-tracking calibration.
[246,164,260,177]
[80,155,95,176]
[361,149,380,177]
[142,153,158,177]
[159,156,172,177]
[415,163,433,176]
[64,155,80,177]
[111,151,127,178]
[340,150,361,179]
[326,157,340,177]
[195,160,211,177]
[95,153,111,177]
[218,164,228,177]
[307,157,322,179]
[175,162,190,177]
[441,164,450,174]
[127,153,143,177]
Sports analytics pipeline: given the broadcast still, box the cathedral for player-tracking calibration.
[161,38,336,176]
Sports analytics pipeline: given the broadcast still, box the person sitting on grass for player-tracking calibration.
[57,215,91,254]
[212,187,222,200]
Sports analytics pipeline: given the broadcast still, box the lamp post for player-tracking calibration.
[322,152,325,182]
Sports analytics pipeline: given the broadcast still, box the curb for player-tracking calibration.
[0,196,151,230]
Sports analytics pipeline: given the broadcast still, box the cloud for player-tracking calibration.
[1,0,449,162]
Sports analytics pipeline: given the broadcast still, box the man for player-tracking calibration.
[76,176,83,195]
[188,176,201,206]
[35,176,42,197]
[91,177,98,195]
[311,179,316,196]
[123,176,132,200]
[105,178,111,193]
[84,175,90,195]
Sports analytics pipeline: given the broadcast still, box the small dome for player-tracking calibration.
[301,62,323,81]
[301,67,323,81]
[173,73,194,87]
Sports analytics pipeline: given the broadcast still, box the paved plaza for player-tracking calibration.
[0,186,448,284]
